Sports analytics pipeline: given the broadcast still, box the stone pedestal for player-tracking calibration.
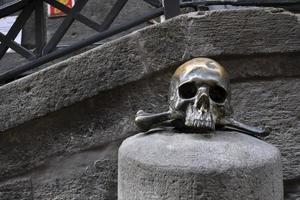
[118,131,283,200]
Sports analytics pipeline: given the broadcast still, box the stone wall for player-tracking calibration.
[0,8,299,199]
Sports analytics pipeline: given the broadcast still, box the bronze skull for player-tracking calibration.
[169,58,232,131]
[135,57,269,137]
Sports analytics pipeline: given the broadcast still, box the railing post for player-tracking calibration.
[162,0,180,19]
[35,0,46,57]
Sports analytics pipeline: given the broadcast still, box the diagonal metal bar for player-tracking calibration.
[34,0,47,57]
[0,8,164,83]
[0,0,35,59]
[44,0,103,32]
[0,32,35,60]
[43,0,89,54]
[99,0,128,32]
[0,0,30,18]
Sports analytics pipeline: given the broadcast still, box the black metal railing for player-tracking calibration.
[0,0,299,84]
[0,0,168,83]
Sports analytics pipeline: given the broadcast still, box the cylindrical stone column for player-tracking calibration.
[118,131,283,200]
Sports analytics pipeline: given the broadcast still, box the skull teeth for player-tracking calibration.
[185,104,215,130]
[185,119,212,128]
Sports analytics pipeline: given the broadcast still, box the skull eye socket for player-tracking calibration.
[178,82,198,99]
[209,85,227,103]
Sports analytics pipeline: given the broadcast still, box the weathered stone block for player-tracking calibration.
[0,178,32,200]
[31,141,120,200]
[119,131,283,200]
[231,78,300,179]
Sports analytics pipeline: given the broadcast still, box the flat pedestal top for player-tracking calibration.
[120,131,280,172]
[118,131,283,200]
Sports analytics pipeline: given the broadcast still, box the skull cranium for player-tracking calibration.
[169,58,232,131]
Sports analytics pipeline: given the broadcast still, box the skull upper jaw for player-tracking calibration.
[170,97,229,133]
[185,103,215,131]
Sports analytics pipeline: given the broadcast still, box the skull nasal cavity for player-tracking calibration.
[196,93,210,111]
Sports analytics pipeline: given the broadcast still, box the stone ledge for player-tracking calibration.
[0,7,299,132]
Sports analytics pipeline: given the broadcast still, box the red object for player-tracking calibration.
[48,0,75,17]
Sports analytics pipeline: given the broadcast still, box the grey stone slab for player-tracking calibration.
[0,178,33,200]
[217,54,300,81]
[118,131,283,200]
[231,77,300,180]
[0,8,299,133]
[0,141,120,200]
[31,141,120,200]
[185,9,300,57]
[0,71,171,199]
[0,72,171,179]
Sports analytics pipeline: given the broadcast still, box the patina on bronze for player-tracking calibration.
[135,58,270,137]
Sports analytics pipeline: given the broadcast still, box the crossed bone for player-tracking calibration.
[135,110,270,137]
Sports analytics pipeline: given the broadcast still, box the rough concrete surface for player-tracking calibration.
[118,131,283,200]
[0,140,121,200]
[231,78,300,179]
[0,74,170,199]
[0,178,33,200]
[0,7,299,200]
